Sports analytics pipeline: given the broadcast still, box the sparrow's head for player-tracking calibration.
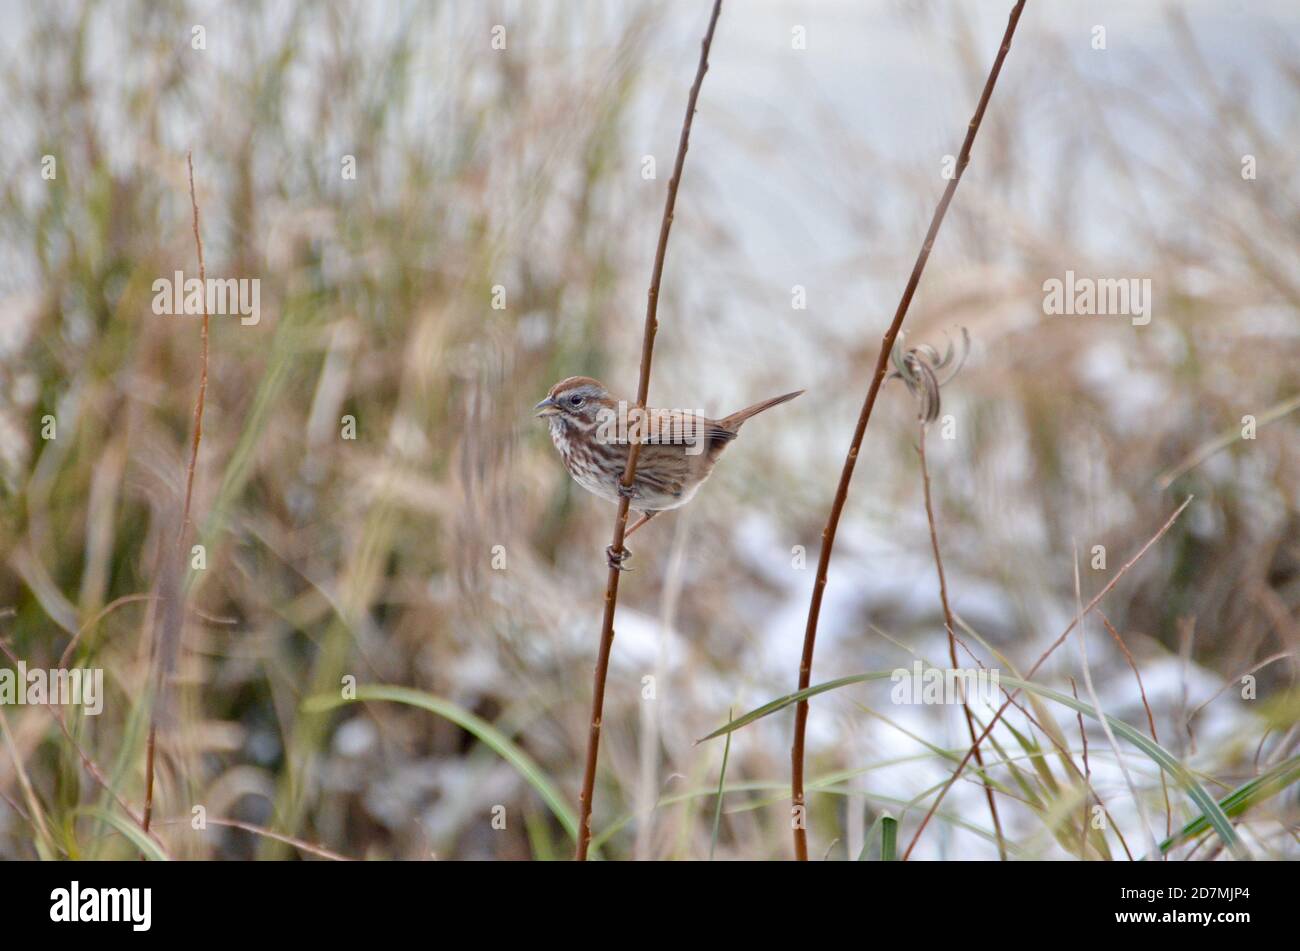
[535,376,614,428]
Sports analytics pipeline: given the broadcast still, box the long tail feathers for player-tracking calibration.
[720,389,804,431]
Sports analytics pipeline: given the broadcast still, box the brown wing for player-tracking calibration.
[631,441,692,501]
[633,408,735,447]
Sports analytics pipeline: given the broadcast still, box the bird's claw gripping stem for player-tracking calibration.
[616,482,636,501]
[606,544,632,572]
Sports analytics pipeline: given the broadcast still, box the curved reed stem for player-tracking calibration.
[574,0,725,861]
[790,0,1028,861]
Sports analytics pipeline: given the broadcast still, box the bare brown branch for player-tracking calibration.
[575,0,725,861]
[790,0,1028,861]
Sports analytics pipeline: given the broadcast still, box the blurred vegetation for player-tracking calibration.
[0,1,1296,860]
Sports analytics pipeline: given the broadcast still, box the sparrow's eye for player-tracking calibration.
[568,395,584,408]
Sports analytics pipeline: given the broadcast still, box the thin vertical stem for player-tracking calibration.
[917,422,1006,859]
[902,496,1193,860]
[144,150,210,839]
[575,0,724,861]
[791,0,1028,860]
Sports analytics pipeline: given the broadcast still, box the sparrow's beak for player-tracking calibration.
[534,397,559,418]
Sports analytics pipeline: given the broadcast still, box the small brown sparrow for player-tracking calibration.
[536,376,803,568]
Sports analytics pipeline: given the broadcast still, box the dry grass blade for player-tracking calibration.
[575,0,726,861]
[902,496,1194,860]
[1155,392,1300,489]
[0,708,57,858]
[790,0,1028,861]
[143,150,211,841]
[179,149,211,548]
[161,817,351,861]
[0,640,171,856]
[701,669,1244,859]
[1098,610,1173,841]
[1071,543,1159,858]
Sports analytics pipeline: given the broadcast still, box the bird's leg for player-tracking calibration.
[624,511,657,540]
[616,481,637,501]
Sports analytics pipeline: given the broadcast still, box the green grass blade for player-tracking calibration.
[857,812,883,861]
[880,815,898,861]
[858,810,899,861]
[709,709,734,860]
[697,672,895,741]
[524,810,556,862]
[997,677,1249,860]
[75,807,169,861]
[1004,718,1060,796]
[304,685,579,846]
[700,668,1249,859]
[1157,753,1300,855]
